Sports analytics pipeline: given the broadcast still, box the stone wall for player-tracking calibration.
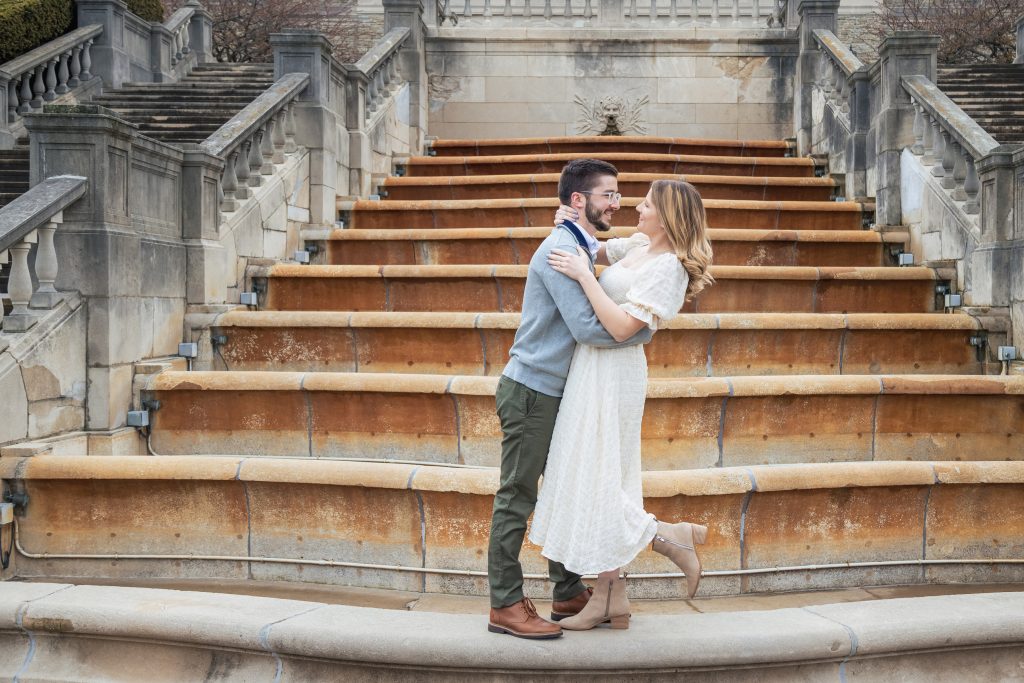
[425,30,797,140]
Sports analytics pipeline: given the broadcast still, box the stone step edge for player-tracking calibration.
[145,370,1024,398]
[344,197,865,212]
[4,583,1022,676]
[255,263,936,281]
[429,134,791,149]
[382,171,838,188]
[3,455,1023,498]
[405,152,818,166]
[322,226,901,243]
[204,310,981,332]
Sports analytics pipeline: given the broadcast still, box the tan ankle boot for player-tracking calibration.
[652,521,708,599]
[559,574,630,631]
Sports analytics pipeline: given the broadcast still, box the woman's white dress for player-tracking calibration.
[529,233,689,575]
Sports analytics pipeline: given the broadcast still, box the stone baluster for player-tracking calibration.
[221,150,239,211]
[840,75,851,115]
[80,39,94,81]
[271,111,286,163]
[939,131,956,189]
[628,0,637,20]
[284,104,297,154]
[648,0,656,22]
[465,0,473,17]
[68,46,82,87]
[963,154,981,214]
[752,0,760,24]
[584,0,593,20]
[563,0,571,18]
[951,142,968,200]
[182,22,192,54]
[690,0,698,23]
[30,65,46,109]
[544,0,553,20]
[5,232,38,332]
[910,103,924,155]
[29,218,62,309]
[7,80,18,122]
[669,0,678,23]
[524,0,532,19]
[732,0,740,24]
[930,122,946,178]
[374,69,385,108]
[260,121,276,174]
[18,73,33,114]
[56,51,71,95]
[235,140,252,199]
[504,0,512,18]
[921,112,935,165]
[484,0,493,19]
[43,58,58,102]
[0,250,6,330]
[819,54,833,99]
[248,131,264,188]
[711,0,719,25]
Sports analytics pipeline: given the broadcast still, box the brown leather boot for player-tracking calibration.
[550,586,593,621]
[488,598,563,639]
[652,521,708,599]
[559,574,630,631]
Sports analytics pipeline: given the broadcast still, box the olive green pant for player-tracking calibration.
[488,375,586,608]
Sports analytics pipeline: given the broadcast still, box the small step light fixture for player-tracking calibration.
[998,346,1018,362]
[897,253,915,267]
[178,342,198,358]
[944,293,962,308]
[293,249,310,264]
[127,410,150,427]
[240,291,258,307]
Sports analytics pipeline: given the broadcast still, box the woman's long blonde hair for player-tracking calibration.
[649,179,714,301]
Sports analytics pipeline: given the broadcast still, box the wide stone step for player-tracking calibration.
[380,173,837,202]
[403,152,820,178]
[324,227,896,267]
[93,94,261,105]
[0,181,30,193]
[203,311,983,376]
[252,264,940,314]
[7,456,1024,598]
[428,135,791,158]
[343,198,867,231]
[138,371,1024,466]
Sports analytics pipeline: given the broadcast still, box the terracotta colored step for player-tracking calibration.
[427,135,791,157]
[8,455,1023,596]
[380,173,837,202]
[203,311,983,376]
[252,264,940,314]
[325,227,895,267]
[403,153,820,178]
[343,198,867,231]
[142,372,1024,469]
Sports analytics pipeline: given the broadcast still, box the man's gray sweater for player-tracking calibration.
[502,223,654,397]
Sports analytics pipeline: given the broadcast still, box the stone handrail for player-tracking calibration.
[163,6,195,66]
[811,28,866,126]
[902,74,999,215]
[200,72,309,213]
[0,175,87,333]
[350,28,411,120]
[442,0,786,27]
[0,25,101,126]
[812,28,863,76]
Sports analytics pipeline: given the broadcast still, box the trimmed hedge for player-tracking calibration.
[126,0,164,23]
[0,0,74,64]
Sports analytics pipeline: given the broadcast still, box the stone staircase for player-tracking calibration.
[90,63,275,144]
[937,64,1024,144]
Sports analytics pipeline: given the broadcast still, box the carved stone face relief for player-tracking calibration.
[575,94,650,136]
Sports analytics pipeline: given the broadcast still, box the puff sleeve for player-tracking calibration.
[621,254,688,331]
[604,232,650,265]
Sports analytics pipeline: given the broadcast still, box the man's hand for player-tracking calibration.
[548,246,593,282]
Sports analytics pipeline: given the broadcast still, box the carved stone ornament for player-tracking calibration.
[574,94,650,136]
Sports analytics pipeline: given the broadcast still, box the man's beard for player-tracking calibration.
[585,197,613,232]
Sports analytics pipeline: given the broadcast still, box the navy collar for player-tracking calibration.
[558,220,594,262]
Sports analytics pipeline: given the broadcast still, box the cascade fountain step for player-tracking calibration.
[427,135,792,157]
[140,371,1024,467]
[325,227,900,267]
[251,264,941,314]
[202,311,984,376]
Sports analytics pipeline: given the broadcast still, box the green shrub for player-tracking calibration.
[126,0,164,23]
[0,0,74,65]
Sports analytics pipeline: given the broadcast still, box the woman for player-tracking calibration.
[528,179,715,631]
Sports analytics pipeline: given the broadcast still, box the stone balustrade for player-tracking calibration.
[0,176,87,338]
[352,28,411,120]
[902,74,999,217]
[164,6,194,66]
[441,0,788,27]
[0,26,101,132]
[199,73,309,214]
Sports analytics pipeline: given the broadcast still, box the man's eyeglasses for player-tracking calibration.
[580,190,622,203]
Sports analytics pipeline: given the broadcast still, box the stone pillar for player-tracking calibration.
[0,75,13,149]
[186,0,215,64]
[270,31,339,226]
[181,147,227,304]
[794,0,839,156]
[598,0,625,26]
[76,0,133,88]
[383,0,428,154]
[1016,16,1024,65]
[150,25,176,83]
[873,32,940,227]
[845,69,871,200]
[25,105,187,430]
[344,70,373,199]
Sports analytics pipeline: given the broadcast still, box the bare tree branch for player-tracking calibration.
[875,0,1024,63]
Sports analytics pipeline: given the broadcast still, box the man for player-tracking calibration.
[486,159,654,639]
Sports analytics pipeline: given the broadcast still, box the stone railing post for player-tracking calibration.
[76,0,132,88]
[186,0,215,64]
[344,70,373,199]
[598,0,625,25]
[846,68,871,200]
[873,31,939,227]
[1016,16,1024,65]
[383,0,428,154]
[795,0,839,156]
[181,148,227,304]
[151,25,176,83]
[270,31,339,226]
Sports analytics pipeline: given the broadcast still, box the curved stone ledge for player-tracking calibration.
[427,135,792,156]
[2,583,1023,681]
[141,371,1024,465]
[4,457,1024,596]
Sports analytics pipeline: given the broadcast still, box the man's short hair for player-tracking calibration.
[558,158,618,205]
